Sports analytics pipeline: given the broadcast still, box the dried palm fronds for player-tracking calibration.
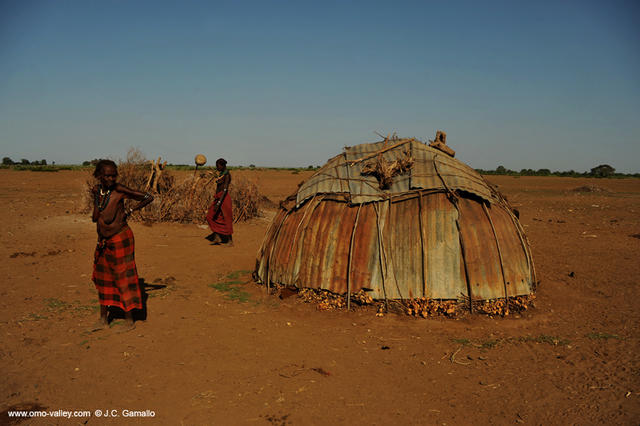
[361,150,414,189]
[265,284,535,318]
[350,289,374,305]
[297,288,374,310]
[473,294,536,316]
[272,285,535,317]
[404,297,460,318]
[298,288,346,310]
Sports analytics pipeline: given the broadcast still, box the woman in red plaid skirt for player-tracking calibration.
[91,160,153,331]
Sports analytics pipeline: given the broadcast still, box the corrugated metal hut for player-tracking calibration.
[255,136,535,311]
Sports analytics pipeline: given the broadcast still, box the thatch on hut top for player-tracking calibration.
[255,136,535,306]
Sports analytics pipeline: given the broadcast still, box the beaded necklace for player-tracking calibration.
[95,186,112,212]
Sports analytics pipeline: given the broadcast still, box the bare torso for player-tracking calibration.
[216,171,231,193]
[92,183,152,239]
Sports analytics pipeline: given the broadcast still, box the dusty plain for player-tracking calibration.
[1,169,639,425]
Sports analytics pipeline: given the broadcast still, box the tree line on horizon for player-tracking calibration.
[475,164,639,178]
[2,156,638,178]
[2,157,51,166]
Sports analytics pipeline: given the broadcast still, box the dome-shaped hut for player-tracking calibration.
[255,136,535,312]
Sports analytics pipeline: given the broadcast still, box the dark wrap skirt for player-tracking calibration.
[206,190,233,236]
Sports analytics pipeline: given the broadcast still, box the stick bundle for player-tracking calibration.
[361,150,414,189]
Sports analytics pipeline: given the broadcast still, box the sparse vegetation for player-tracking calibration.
[586,332,621,340]
[448,334,571,350]
[208,271,253,303]
[517,335,570,346]
[43,298,99,315]
[23,313,49,321]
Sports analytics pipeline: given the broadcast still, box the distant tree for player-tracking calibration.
[82,161,91,166]
[536,168,551,176]
[2,157,13,165]
[495,165,507,175]
[249,164,256,168]
[41,159,47,165]
[590,164,615,178]
[20,159,30,165]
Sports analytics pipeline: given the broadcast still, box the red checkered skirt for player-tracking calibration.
[92,226,142,311]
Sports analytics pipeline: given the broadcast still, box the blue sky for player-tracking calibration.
[1,0,638,172]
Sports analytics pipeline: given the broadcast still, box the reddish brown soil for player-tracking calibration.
[1,170,639,425]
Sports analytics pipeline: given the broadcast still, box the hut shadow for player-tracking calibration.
[107,277,165,323]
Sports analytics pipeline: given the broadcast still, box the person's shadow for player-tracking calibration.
[107,277,165,322]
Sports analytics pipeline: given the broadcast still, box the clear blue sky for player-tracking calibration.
[1,0,639,172]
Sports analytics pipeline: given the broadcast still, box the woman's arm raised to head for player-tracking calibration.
[117,184,154,212]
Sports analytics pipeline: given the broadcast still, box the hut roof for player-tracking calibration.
[297,138,495,207]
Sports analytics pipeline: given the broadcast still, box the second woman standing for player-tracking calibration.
[205,158,233,246]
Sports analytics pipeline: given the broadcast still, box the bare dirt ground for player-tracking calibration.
[1,169,639,425]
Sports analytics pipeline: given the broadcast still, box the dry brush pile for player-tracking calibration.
[82,149,261,224]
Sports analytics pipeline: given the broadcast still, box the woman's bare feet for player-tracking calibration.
[118,320,136,333]
[119,311,136,332]
[90,317,108,332]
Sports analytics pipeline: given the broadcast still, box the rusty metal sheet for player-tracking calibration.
[484,204,533,296]
[345,141,386,204]
[294,201,329,287]
[295,201,356,292]
[346,202,383,296]
[257,209,289,283]
[295,139,495,208]
[256,187,532,302]
[288,196,323,285]
[318,201,359,292]
[386,198,423,299]
[269,206,307,284]
[296,153,350,207]
[432,154,495,202]
[371,201,395,299]
[297,201,348,292]
[422,193,468,299]
[456,198,506,300]
[344,141,412,204]
[410,143,495,202]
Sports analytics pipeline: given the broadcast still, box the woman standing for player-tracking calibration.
[91,160,153,331]
[205,158,233,246]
